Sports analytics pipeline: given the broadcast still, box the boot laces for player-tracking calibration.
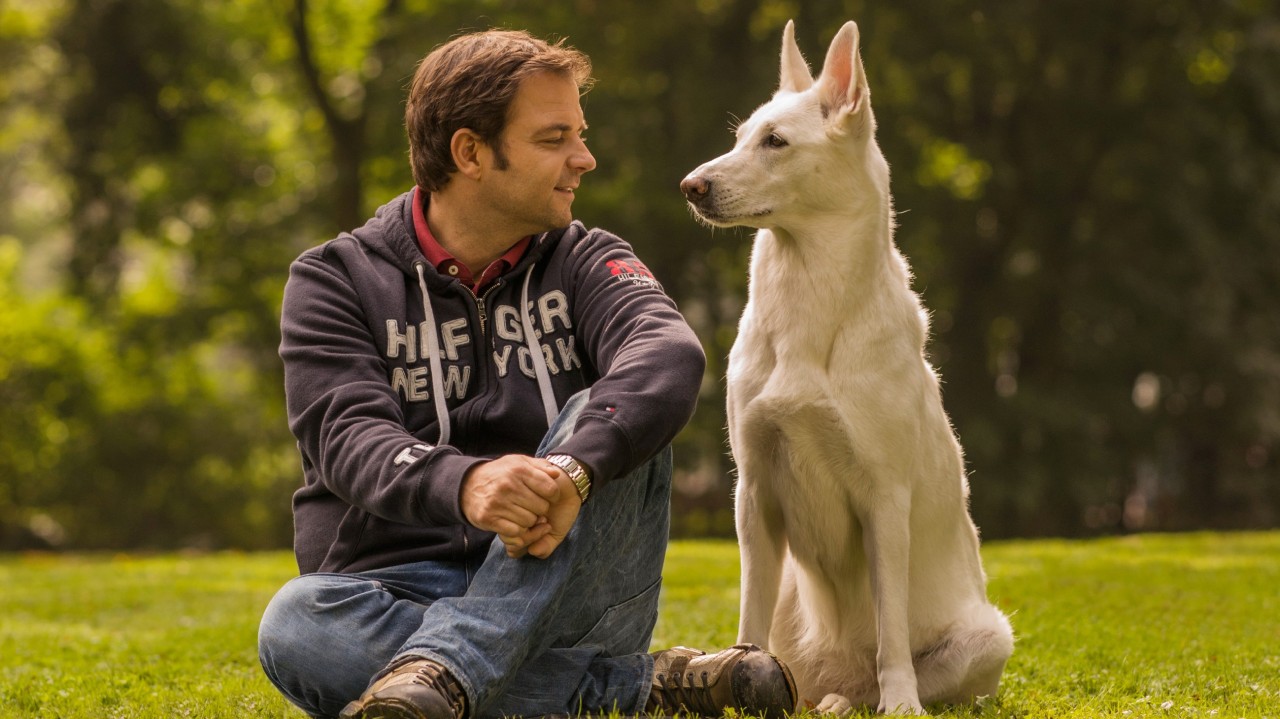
[393,660,467,717]
[656,666,718,715]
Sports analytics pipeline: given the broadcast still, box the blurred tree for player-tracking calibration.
[287,0,409,230]
[859,0,1280,535]
[0,0,313,547]
[55,0,182,300]
[0,0,1277,549]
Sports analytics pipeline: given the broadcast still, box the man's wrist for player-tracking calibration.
[545,453,591,503]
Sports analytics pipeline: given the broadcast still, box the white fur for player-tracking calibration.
[680,20,1014,716]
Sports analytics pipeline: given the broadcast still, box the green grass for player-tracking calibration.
[1,533,1277,718]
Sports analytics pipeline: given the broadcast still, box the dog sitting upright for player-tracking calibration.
[680,20,1014,716]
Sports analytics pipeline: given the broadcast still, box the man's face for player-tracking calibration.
[479,71,596,238]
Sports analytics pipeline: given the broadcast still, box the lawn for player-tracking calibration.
[1,532,1277,718]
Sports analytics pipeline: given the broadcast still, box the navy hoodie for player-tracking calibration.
[280,191,706,574]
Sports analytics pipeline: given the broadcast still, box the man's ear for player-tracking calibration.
[451,128,485,180]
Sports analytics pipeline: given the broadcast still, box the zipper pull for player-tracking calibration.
[474,281,501,334]
[475,295,488,333]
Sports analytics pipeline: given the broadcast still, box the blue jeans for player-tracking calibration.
[258,391,671,719]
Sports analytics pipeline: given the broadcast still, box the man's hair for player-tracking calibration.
[406,29,594,192]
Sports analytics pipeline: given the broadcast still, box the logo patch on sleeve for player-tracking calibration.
[393,443,434,466]
[607,259,662,290]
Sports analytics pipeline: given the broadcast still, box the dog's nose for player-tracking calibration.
[680,175,710,203]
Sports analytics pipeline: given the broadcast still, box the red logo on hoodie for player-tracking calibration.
[607,259,660,289]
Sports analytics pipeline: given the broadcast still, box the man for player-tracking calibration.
[257,29,796,719]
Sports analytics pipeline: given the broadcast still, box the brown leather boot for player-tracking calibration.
[339,656,468,719]
[645,644,796,717]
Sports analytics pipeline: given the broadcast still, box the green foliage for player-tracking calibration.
[861,0,1280,538]
[1,534,1277,717]
[0,239,294,549]
[2,0,1279,547]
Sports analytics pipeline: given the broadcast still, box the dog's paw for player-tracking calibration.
[876,694,926,716]
[815,693,853,716]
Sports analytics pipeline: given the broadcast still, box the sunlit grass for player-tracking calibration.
[1,533,1277,718]
[0,551,296,718]
[974,532,1280,719]
[653,533,1280,718]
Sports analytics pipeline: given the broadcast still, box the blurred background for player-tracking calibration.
[2,0,1278,551]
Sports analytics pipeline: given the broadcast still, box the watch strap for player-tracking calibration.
[546,453,591,503]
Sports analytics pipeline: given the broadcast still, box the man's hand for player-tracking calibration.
[460,456,582,559]
[523,467,582,559]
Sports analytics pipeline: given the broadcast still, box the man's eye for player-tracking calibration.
[765,133,788,148]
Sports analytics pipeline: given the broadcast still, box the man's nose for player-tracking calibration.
[571,138,596,173]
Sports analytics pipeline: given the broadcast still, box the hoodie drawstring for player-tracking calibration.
[414,262,560,447]
[415,263,452,447]
[520,264,560,428]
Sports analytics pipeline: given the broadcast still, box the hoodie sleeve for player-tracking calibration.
[549,230,707,486]
[280,246,481,528]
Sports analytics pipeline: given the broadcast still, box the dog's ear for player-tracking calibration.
[779,20,813,93]
[816,21,869,120]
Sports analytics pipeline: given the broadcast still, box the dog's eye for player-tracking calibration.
[765,133,788,148]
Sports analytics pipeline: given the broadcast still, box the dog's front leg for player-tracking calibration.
[863,490,924,715]
[732,430,787,648]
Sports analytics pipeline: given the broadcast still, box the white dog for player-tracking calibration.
[680,20,1014,716]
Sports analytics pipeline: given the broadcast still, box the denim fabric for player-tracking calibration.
[259,390,670,719]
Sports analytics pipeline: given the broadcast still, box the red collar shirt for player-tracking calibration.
[412,187,530,294]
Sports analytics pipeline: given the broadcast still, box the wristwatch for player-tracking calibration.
[546,454,592,503]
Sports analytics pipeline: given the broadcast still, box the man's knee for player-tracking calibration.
[258,574,390,717]
[602,445,673,524]
[258,575,343,697]
[259,577,323,713]
[640,445,673,505]
[258,575,317,667]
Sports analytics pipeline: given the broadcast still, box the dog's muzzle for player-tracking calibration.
[680,174,712,205]
[681,172,726,224]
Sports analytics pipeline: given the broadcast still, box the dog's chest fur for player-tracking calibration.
[730,226,928,442]
[728,222,945,556]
